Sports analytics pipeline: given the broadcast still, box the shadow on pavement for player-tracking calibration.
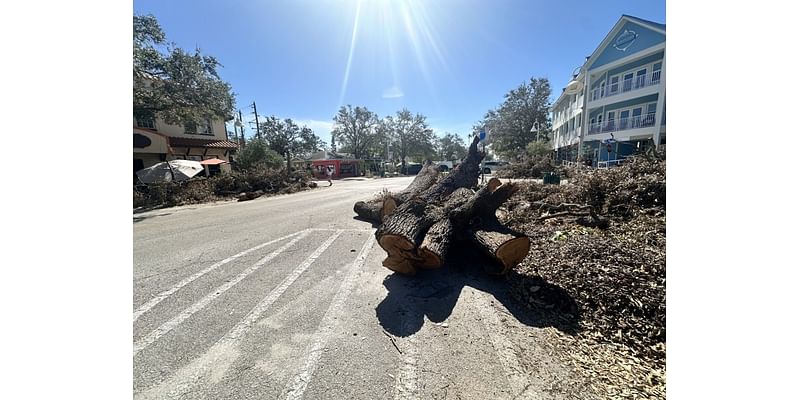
[133,212,173,223]
[375,244,580,337]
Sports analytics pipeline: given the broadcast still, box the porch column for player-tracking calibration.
[578,70,590,161]
[653,49,667,148]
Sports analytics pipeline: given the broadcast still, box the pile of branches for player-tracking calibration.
[134,168,314,209]
[494,154,557,179]
[502,153,666,364]
[354,137,531,276]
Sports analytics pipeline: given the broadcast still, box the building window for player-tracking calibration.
[136,115,156,129]
[606,111,615,131]
[644,103,657,126]
[635,68,647,89]
[652,62,662,84]
[600,82,606,98]
[632,107,643,128]
[620,110,630,130]
[623,73,634,92]
[609,76,619,95]
[184,119,214,135]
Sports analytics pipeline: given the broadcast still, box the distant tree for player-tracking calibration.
[258,117,323,161]
[526,140,552,158]
[331,105,380,159]
[236,138,285,170]
[385,109,436,172]
[133,14,236,126]
[479,77,552,161]
[436,133,468,161]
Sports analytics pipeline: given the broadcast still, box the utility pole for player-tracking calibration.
[237,110,245,145]
[251,101,261,139]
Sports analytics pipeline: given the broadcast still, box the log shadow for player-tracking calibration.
[376,244,580,337]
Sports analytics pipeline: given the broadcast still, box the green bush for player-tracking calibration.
[236,138,285,170]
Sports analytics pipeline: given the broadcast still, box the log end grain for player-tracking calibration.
[495,236,531,275]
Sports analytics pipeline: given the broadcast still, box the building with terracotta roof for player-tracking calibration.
[133,112,239,177]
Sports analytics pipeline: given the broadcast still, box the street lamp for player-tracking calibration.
[530,120,541,142]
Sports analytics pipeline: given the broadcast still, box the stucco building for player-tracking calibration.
[133,113,239,177]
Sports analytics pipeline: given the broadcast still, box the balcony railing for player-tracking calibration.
[588,113,657,134]
[590,70,662,102]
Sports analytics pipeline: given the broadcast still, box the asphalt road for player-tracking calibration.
[133,177,583,400]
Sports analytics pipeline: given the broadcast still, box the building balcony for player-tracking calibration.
[588,113,659,135]
[589,70,661,103]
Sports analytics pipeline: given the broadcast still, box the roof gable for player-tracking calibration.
[588,16,666,71]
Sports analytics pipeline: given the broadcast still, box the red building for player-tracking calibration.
[310,159,361,179]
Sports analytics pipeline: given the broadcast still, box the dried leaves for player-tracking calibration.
[502,154,666,399]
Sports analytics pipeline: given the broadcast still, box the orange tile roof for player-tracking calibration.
[168,137,239,149]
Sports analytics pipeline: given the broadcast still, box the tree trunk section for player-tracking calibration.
[417,188,475,269]
[352,161,439,224]
[471,221,530,275]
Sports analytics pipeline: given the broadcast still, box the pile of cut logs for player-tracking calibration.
[354,136,530,275]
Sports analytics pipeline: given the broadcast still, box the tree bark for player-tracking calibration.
[352,160,440,223]
[449,178,530,274]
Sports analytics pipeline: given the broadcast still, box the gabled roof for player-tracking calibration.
[585,15,666,71]
[622,14,666,33]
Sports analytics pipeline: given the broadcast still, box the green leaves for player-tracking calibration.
[133,14,235,126]
[480,77,553,161]
[331,105,380,159]
[257,117,322,160]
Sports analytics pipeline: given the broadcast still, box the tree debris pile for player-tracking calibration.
[502,154,666,365]
[134,169,314,209]
[354,136,532,276]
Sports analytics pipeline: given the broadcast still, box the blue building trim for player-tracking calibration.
[589,21,665,70]
[589,94,660,118]
[608,51,664,76]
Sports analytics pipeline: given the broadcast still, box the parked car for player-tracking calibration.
[481,160,509,174]
[397,162,423,175]
[435,161,454,172]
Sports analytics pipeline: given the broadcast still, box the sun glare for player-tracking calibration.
[338,0,448,105]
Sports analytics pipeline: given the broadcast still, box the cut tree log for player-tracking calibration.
[450,178,530,275]
[352,161,440,223]
[354,136,530,276]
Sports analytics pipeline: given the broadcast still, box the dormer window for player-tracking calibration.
[135,115,156,129]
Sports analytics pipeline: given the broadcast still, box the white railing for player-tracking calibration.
[590,70,662,102]
[588,113,657,135]
[597,159,625,169]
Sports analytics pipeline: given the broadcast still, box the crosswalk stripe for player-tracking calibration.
[133,230,312,356]
[134,230,344,400]
[282,234,376,400]
[133,230,307,323]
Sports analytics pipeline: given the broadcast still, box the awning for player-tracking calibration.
[199,158,228,165]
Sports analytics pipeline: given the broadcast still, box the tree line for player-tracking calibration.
[331,106,468,172]
[134,13,553,172]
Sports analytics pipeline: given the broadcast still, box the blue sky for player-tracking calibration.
[133,0,665,143]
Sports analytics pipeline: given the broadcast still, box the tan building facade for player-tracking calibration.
[133,115,239,179]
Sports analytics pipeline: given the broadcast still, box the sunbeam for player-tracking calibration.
[338,0,363,106]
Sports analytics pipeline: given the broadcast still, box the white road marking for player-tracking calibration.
[307,228,373,232]
[133,230,307,323]
[471,289,535,399]
[133,230,312,356]
[282,234,376,400]
[394,310,420,400]
[134,230,343,400]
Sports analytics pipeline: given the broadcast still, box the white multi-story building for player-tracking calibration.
[551,15,665,167]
